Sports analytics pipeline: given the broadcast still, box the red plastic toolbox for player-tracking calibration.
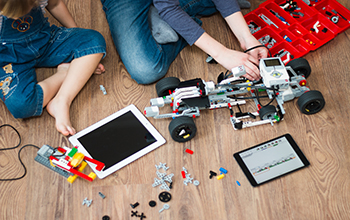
[245,0,350,63]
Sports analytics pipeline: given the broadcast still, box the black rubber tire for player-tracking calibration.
[156,77,180,97]
[259,105,277,120]
[297,90,325,115]
[169,116,197,142]
[286,58,311,79]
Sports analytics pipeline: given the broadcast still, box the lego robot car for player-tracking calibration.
[144,57,325,142]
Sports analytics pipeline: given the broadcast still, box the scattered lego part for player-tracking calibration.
[185,149,193,154]
[209,170,217,179]
[130,202,139,209]
[236,181,241,186]
[149,200,157,207]
[131,211,138,217]
[158,191,172,202]
[183,173,193,185]
[139,213,146,220]
[217,174,225,180]
[155,162,169,171]
[102,215,110,220]
[99,192,106,199]
[182,166,200,186]
[181,170,186,178]
[152,163,174,191]
[219,167,228,174]
[159,204,170,213]
[206,55,217,64]
[162,173,174,183]
[168,181,173,189]
[100,85,107,95]
[82,197,93,207]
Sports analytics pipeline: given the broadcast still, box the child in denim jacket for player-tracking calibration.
[0,0,106,136]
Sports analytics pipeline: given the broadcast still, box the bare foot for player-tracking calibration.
[94,63,105,75]
[46,97,76,136]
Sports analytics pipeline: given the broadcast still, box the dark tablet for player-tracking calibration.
[233,134,310,187]
[69,105,166,179]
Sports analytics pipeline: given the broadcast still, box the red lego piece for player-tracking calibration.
[185,149,194,154]
[181,171,186,178]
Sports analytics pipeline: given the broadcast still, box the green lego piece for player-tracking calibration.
[68,147,78,157]
[274,115,280,121]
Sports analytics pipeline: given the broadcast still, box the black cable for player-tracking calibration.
[255,87,277,108]
[244,44,272,57]
[0,124,40,181]
[0,124,21,150]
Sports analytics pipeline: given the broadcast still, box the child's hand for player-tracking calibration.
[216,48,261,81]
[241,35,269,61]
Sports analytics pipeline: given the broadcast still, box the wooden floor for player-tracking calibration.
[1,0,350,219]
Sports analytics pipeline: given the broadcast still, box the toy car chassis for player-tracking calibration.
[144,57,325,142]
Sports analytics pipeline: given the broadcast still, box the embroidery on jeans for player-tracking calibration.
[3,63,14,74]
[0,76,13,96]
[11,16,33,32]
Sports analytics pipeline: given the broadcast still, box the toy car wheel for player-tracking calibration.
[286,58,311,78]
[169,116,197,142]
[156,77,180,97]
[297,90,325,115]
[259,105,277,120]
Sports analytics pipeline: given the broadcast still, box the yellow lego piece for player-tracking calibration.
[70,152,84,167]
[183,134,190,139]
[217,174,225,180]
[66,161,88,184]
[88,172,97,180]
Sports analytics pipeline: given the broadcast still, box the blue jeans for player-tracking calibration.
[100,0,217,84]
[0,7,106,118]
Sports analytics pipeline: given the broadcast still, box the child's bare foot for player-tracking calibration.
[46,97,76,136]
[94,63,105,74]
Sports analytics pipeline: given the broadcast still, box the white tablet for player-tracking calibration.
[69,104,166,179]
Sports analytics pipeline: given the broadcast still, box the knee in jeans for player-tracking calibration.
[6,98,40,119]
[127,59,169,85]
[83,29,106,48]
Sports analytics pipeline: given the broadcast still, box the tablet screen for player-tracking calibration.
[69,104,166,179]
[77,111,156,170]
[234,134,309,186]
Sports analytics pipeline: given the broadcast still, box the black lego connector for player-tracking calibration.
[130,202,139,209]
